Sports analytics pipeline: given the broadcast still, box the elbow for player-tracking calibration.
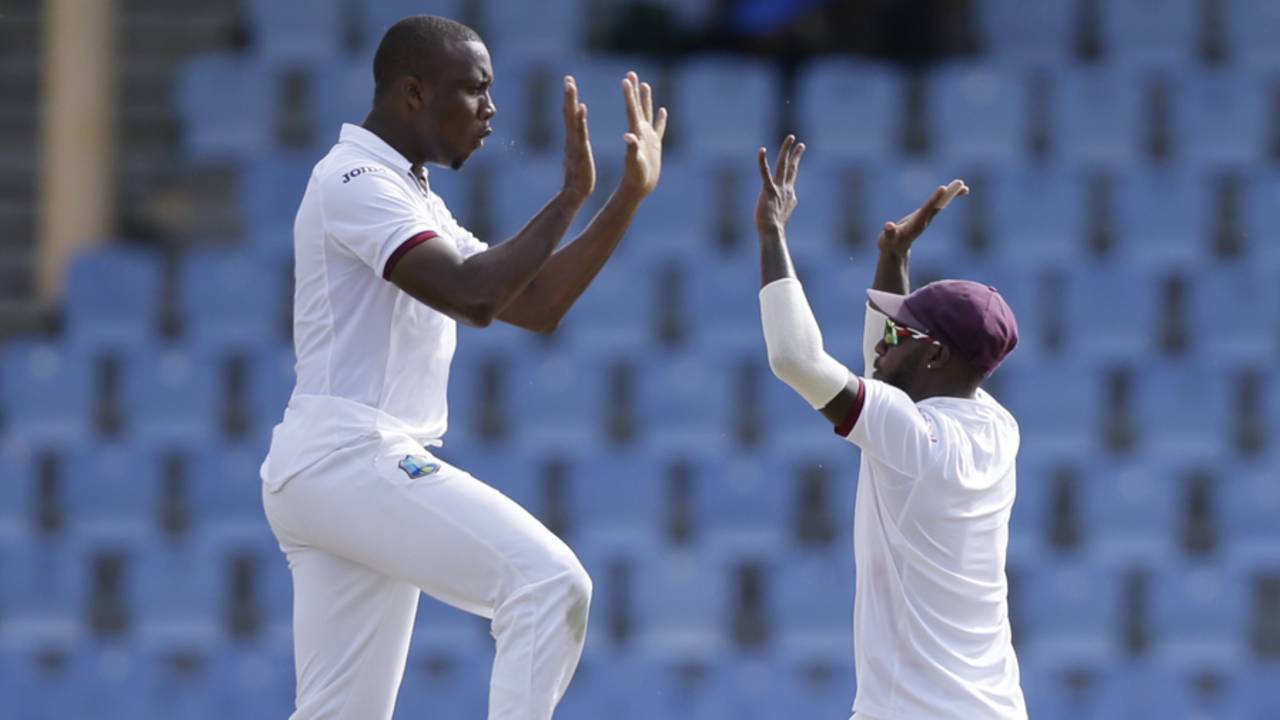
[767,350,803,386]
[459,300,498,328]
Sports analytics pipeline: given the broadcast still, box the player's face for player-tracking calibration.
[872,330,932,395]
[414,40,496,170]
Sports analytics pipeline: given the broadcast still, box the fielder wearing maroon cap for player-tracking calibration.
[755,138,1029,720]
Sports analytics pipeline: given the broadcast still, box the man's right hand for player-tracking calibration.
[561,75,595,205]
[876,179,969,256]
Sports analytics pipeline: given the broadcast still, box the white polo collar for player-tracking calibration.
[338,123,430,187]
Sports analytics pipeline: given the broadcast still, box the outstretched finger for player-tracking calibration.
[563,76,579,127]
[757,147,776,190]
[774,135,794,185]
[654,107,668,139]
[786,141,806,186]
[623,75,643,131]
[640,81,653,124]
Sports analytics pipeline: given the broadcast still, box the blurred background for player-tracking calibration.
[1,0,1279,717]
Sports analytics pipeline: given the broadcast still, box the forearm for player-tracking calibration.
[504,185,644,328]
[462,190,584,320]
[758,223,797,287]
[871,246,910,295]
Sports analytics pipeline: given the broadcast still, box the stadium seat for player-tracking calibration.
[568,55,665,156]
[1186,265,1279,368]
[1061,265,1162,363]
[776,646,857,720]
[998,361,1104,457]
[797,59,905,162]
[986,163,1087,267]
[0,642,88,718]
[571,446,667,547]
[1240,169,1280,268]
[1112,166,1211,268]
[132,540,222,648]
[1049,67,1143,167]
[975,0,1075,63]
[176,52,274,161]
[690,451,789,555]
[187,440,270,540]
[0,442,34,542]
[238,149,319,258]
[1098,0,1198,69]
[634,352,734,450]
[480,0,585,57]
[1223,0,1280,67]
[1080,458,1179,565]
[687,654,786,720]
[1174,69,1269,168]
[781,157,882,263]
[1149,561,1249,664]
[207,638,296,719]
[556,259,660,355]
[506,349,609,448]
[867,161,974,267]
[180,247,288,353]
[1132,363,1231,461]
[671,56,780,159]
[119,345,221,451]
[1008,452,1076,563]
[487,156,570,241]
[1016,558,1124,663]
[395,640,490,718]
[684,254,777,351]
[61,441,162,545]
[1220,462,1280,569]
[772,548,854,656]
[926,63,1029,165]
[632,547,730,661]
[244,342,295,440]
[355,0,469,54]
[243,0,344,62]
[0,539,85,647]
[0,340,94,444]
[63,246,162,354]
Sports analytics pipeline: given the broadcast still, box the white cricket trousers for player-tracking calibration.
[261,432,592,720]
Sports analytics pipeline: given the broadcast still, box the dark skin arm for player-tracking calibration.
[498,71,667,332]
[389,75,597,327]
[754,134,967,426]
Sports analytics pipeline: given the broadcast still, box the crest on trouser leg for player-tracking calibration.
[398,455,441,479]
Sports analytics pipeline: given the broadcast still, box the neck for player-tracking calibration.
[362,107,423,167]
[912,375,980,402]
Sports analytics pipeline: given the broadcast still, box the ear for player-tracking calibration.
[926,344,950,370]
[403,75,427,110]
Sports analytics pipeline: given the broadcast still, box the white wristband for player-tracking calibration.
[759,278,850,409]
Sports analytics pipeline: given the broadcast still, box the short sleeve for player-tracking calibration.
[319,164,436,277]
[842,378,954,478]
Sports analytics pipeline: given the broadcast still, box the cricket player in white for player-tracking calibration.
[259,16,666,720]
[753,137,1026,719]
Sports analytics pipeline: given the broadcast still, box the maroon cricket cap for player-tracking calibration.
[866,280,1019,378]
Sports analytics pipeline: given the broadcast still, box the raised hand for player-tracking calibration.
[619,70,667,199]
[877,179,968,255]
[755,135,806,233]
[561,75,595,204]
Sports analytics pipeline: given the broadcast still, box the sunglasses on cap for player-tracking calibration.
[883,318,943,347]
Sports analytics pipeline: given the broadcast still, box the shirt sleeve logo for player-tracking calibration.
[341,165,385,183]
[398,455,441,479]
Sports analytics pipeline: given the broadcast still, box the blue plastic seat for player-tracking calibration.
[1175,69,1269,168]
[243,0,343,62]
[1061,265,1162,363]
[926,64,1028,166]
[0,642,89,718]
[568,55,664,157]
[986,163,1087,267]
[975,0,1075,63]
[63,246,162,354]
[0,442,34,542]
[132,540,222,648]
[690,451,788,556]
[776,646,856,719]
[773,548,854,656]
[1223,0,1280,67]
[208,637,296,718]
[556,259,659,355]
[355,0,468,50]
[1016,558,1124,664]
[396,639,490,718]
[61,441,161,545]
[798,59,905,161]
[684,254,775,351]
[180,247,288,353]
[687,655,786,720]
[672,56,780,160]
[1221,462,1280,569]
[1149,561,1248,665]
[1050,68,1143,167]
[1008,452,1076,564]
[1080,458,1179,565]
[0,340,94,444]
[506,349,609,448]
[481,0,584,57]
[1187,266,1279,367]
[239,149,319,258]
[634,353,734,450]
[1099,0,1197,69]
[188,441,269,541]
[244,343,295,440]
[997,361,1104,457]
[781,157,881,264]
[119,345,221,451]
[1112,166,1211,268]
[632,548,729,661]
[572,446,666,547]
[1240,169,1280,267]
[487,156,568,241]
[1133,363,1230,461]
[0,539,85,647]
[176,52,273,161]
[408,593,492,660]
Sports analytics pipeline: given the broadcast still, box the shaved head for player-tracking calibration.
[372,15,482,100]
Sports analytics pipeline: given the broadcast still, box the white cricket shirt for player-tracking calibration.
[841,304,1026,720]
[261,124,487,491]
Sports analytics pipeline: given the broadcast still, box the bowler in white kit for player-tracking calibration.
[754,137,1026,719]
[259,15,666,720]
